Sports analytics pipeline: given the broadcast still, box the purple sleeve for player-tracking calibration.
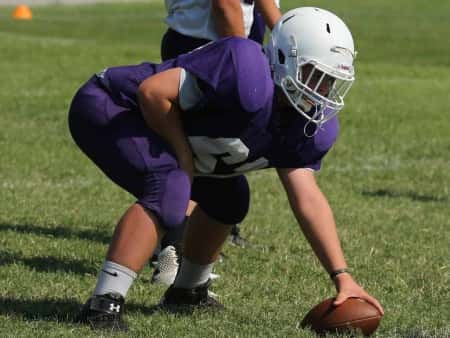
[272,117,339,171]
[248,9,266,44]
[176,37,271,114]
[96,63,157,109]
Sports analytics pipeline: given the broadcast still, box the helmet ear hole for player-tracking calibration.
[278,49,286,64]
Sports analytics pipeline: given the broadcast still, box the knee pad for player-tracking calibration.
[139,169,191,229]
[191,175,250,224]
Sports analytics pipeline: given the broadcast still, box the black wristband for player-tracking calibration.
[330,268,350,280]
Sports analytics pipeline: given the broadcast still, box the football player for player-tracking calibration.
[162,0,281,59]
[70,7,384,331]
[152,0,283,287]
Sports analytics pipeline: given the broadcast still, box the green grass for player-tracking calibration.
[0,1,449,336]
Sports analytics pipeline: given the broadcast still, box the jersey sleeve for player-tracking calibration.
[271,117,339,171]
[178,68,204,111]
[96,63,157,109]
[176,37,272,115]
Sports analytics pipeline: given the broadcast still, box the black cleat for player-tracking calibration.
[229,224,248,248]
[76,293,128,331]
[159,279,223,314]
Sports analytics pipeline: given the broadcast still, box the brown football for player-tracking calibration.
[301,297,382,336]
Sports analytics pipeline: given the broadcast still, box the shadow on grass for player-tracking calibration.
[0,222,111,244]
[0,250,97,275]
[361,189,448,203]
[0,297,161,324]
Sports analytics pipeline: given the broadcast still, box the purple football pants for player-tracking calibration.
[68,77,190,228]
[68,77,250,229]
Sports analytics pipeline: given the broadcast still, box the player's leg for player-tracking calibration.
[229,223,248,247]
[150,200,197,285]
[150,28,213,287]
[106,203,163,272]
[68,77,190,329]
[185,175,250,263]
[182,205,232,265]
[78,203,164,331]
[160,175,250,311]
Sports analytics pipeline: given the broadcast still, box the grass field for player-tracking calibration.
[0,0,449,337]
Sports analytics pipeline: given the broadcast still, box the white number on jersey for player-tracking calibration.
[188,136,268,176]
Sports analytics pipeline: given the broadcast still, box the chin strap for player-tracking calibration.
[303,120,323,138]
[303,107,325,138]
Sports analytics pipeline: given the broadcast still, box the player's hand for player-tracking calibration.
[332,272,384,315]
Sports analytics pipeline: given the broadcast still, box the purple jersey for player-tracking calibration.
[96,37,338,177]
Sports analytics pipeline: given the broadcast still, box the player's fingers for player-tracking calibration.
[332,292,349,306]
[363,295,384,315]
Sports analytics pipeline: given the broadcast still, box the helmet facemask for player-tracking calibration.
[280,60,354,135]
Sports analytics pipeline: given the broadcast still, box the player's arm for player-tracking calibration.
[212,0,245,37]
[255,0,282,29]
[138,68,194,180]
[277,167,347,272]
[276,167,384,314]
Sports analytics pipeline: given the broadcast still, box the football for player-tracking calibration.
[301,297,382,336]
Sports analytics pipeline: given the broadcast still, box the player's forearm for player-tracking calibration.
[277,168,348,274]
[255,0,282,29]
[293,193,348,274]
[212,0,245,37]
[138,69,194,179]
[138,92,193,179]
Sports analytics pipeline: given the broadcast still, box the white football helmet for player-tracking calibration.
[266,7,356,132]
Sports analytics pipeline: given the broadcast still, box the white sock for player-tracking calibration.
[173,257,214,288]
[93,261,137,298]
